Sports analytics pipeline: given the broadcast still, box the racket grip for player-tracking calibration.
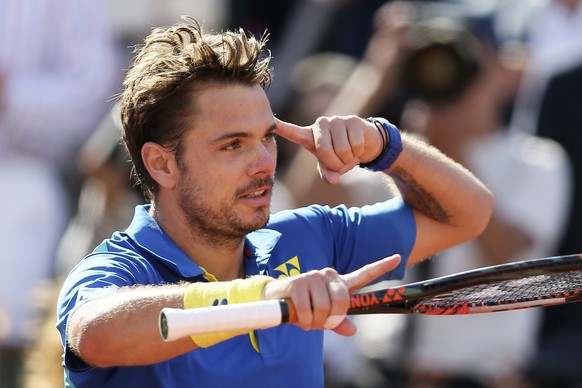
[159,299,298,342]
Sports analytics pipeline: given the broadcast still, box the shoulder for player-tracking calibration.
[266,199,414,245]
[268,199,410,226]
[59,238,162,302]
[60,250,158,300]
[267,204,334,226]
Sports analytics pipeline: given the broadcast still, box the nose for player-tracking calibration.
[248,141,276,176]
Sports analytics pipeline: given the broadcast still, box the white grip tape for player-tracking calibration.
[159,299,284,342]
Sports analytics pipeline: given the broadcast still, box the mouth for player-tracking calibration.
[236,176,275,208]
[237,181,273,208]
[239,188,271,209]
[237,176,274,199]
[242,189,268,198]
[240,184,271,199]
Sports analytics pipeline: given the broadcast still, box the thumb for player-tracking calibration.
[342,254,402,293]
[275,117,315,151]
[331,317,357,337]
[317,164,341,185]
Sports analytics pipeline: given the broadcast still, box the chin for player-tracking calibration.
[248,208,271,230]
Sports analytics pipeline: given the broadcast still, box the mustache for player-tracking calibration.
[235,176,275,197]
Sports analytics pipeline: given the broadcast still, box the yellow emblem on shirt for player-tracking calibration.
[273,256,301,278]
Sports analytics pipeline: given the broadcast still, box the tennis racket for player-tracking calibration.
[159,253,582,341]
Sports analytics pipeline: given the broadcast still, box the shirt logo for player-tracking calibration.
[273,256,301,279]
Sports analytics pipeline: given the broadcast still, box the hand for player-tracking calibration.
[262,254,401,336]
[275,116,383,184]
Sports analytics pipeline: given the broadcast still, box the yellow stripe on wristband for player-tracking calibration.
[183,275,275,348]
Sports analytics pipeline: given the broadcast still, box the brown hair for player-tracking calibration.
[119,16,273,200]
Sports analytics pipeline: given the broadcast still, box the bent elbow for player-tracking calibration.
[67,323,107,368]
[67,308,113,368]
[77,330,112,368]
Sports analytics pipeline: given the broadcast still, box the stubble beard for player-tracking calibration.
[178,174,273,250]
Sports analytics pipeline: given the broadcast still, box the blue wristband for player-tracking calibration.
[359,117,403,172]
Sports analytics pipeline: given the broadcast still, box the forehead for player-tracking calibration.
[191,83,274,136]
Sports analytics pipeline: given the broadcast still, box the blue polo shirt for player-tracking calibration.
[57,199,415,387]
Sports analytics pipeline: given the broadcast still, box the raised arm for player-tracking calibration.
[388,133,493,264]
[275,116,494,265]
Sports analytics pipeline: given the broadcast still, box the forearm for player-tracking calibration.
[275,116,493,265]
[388,133,494,263]
[68,285,196,367]
[67,275,276,366]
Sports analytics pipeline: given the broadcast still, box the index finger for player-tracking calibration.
[342,254,402,293]
[275,117,315,151]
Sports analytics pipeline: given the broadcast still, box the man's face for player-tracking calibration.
[176,84,278,244]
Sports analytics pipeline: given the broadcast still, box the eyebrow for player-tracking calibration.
[210,122,278,145]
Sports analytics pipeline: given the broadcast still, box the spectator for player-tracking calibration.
[526,59,582,388]
[399,17,571,388]
[0,1,118,386]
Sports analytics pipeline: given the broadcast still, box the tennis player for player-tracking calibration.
[56,17,493,387]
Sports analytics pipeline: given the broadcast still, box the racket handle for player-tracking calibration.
[159,299,298,342]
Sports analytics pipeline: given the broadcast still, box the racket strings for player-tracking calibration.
[416,270,582,313]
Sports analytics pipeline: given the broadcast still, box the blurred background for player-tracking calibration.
[1,0,582,387]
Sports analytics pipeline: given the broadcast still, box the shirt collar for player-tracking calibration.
[244,229,282,276]
[125,204,282,278]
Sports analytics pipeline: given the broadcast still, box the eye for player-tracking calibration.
[221,140,241,151]
[262,132,277,143]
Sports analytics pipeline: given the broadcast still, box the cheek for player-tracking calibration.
[197,161,241,196]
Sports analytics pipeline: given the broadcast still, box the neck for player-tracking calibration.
[149,201,246,281]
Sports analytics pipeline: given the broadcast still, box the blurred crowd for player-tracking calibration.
[1,0,582,387]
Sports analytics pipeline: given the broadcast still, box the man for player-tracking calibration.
[56,17,493,387]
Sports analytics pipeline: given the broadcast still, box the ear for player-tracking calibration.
[141,142,179,189]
